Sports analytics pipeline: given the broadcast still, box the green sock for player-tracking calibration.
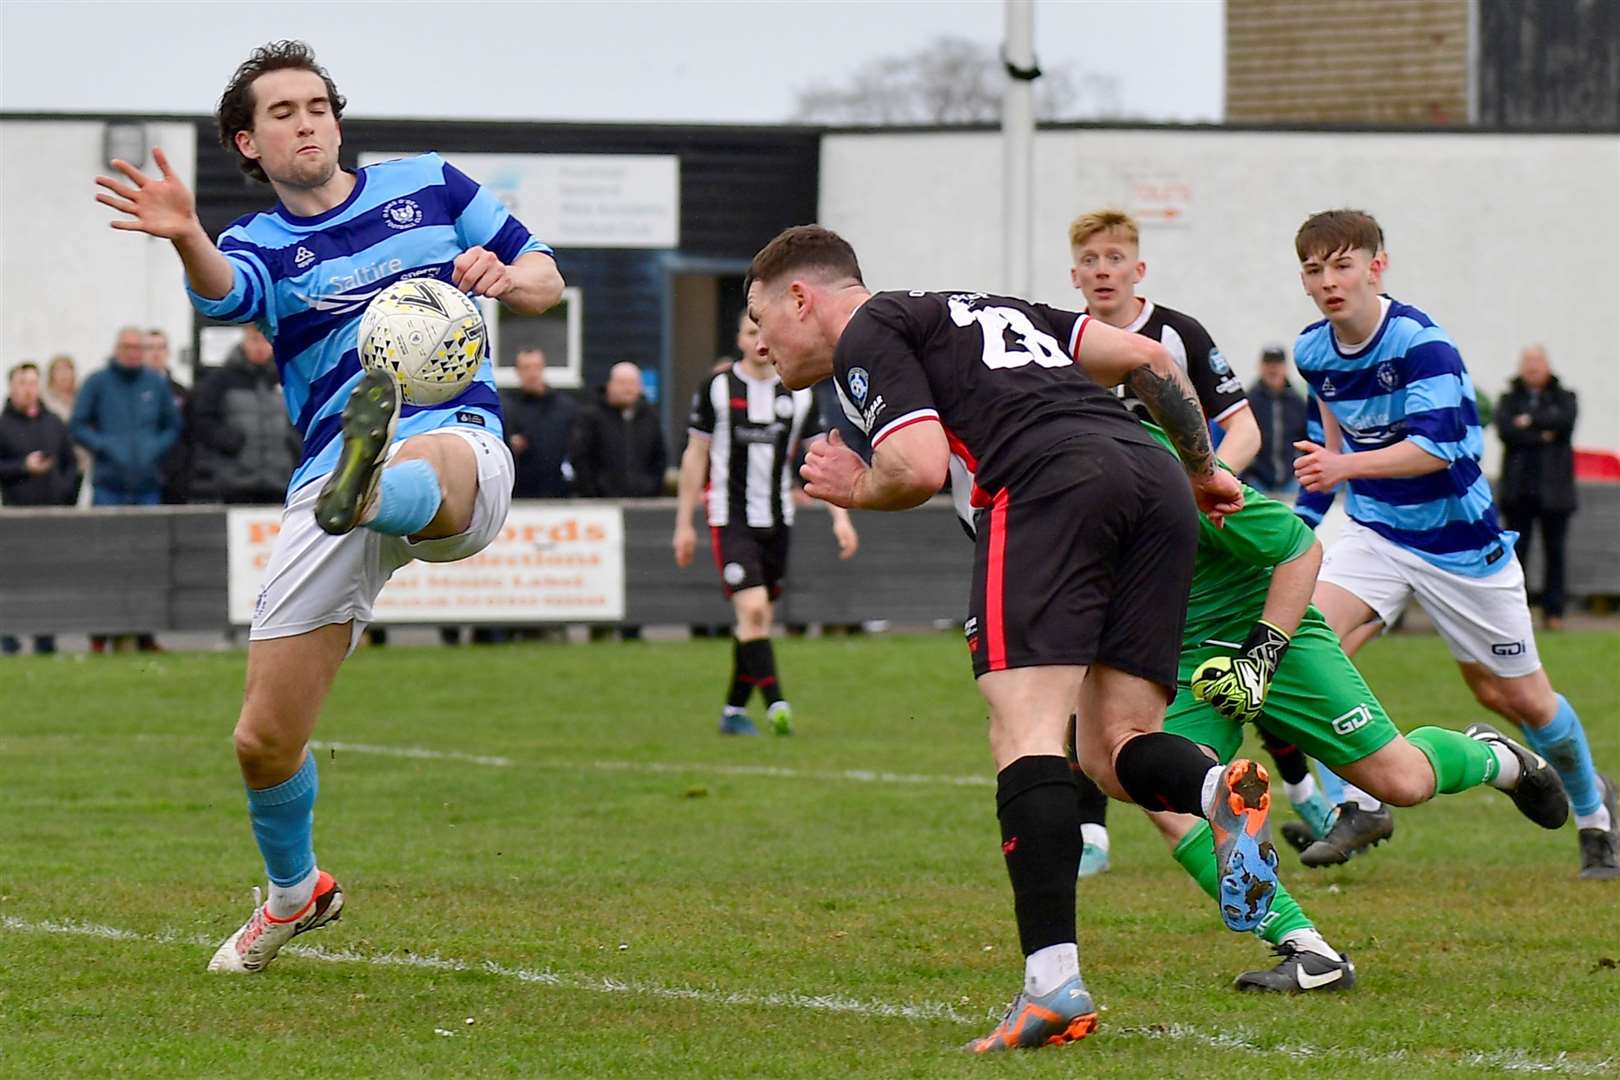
[1407,726,1498,794]
[1171,819,1312,945]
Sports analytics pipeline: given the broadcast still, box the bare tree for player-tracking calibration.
[790,36,1120,125]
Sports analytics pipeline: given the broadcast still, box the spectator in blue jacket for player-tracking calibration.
[70,326,181,506]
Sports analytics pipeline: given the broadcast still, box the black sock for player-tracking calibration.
[1258,726,1309,785]
[996,755,1081,955]
[1112,732,1217,816]
[726,639,753,708]
[736,638,782,705]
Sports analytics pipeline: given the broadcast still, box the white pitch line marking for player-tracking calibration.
[2,916,1611,1075]
[310,739,992,788]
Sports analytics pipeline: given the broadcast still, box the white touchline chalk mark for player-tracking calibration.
[3,916,1612,1075]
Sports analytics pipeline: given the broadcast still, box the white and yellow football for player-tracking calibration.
[358,277,486,406]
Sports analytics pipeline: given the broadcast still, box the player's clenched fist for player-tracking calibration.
[800,429,865,509]
[1191,620,1291,724]
[452,246,513,300]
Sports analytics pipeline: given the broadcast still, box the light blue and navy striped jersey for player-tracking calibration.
[1293,297,1513,577]
[187,153,553,495]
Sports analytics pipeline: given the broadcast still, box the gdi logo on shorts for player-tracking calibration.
[1491,641,1526,656]
[1331,704,1373,736]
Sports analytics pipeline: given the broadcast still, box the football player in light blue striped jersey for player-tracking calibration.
[94,40,567,972]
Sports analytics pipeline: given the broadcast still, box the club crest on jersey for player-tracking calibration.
[382,197,424,230]
[847,367,869,406]
[1376,361,1400,390]
[773,395,795,419]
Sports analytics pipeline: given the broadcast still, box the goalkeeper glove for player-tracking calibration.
[1190,620,1291,724]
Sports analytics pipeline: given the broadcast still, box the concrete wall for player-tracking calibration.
[820,126,1620,458]
[1,120,199,383]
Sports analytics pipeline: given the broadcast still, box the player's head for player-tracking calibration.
[112,326,145,369]
[1068,210,1144,321]
[515,348,548,393]
[143,328,170,372]
[1295,209,1388,327]
[217,40,347,188]
[735,310,764,367]
[745,225,865,390]
[7,361,41,411]
[1518,344,1550,389]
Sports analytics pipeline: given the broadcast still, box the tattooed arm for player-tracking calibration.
[1073,318,1244,523]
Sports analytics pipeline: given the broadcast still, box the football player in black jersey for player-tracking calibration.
[746,225,1275,1054]
[1064,210,1340,875]
[673,310,858,735]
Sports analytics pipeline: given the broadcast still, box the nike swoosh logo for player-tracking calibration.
[1296,966,1342,990]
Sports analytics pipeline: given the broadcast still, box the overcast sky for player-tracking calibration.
[1,0,1223,124]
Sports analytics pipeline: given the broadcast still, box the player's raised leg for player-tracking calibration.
[968,665,1098,1053]
[209,623,350,973]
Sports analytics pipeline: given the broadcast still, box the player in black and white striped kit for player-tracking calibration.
[673,311,858,735]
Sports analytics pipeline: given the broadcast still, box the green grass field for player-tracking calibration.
[4,631,1618,1077]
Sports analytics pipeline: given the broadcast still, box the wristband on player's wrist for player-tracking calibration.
[1240,620,1292,675]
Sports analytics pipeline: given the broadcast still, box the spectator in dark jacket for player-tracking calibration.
[70,326,180,506]
[502,347,577,498]
[1,362,80,655]
[145,328,193,504]
[570,362,667,498]
[189,326,301,504]
[1240,344,1309,496]
[1497,345,1579,628]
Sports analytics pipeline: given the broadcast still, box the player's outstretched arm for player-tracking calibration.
[1216,405,1262,475]
[94,148,234,300]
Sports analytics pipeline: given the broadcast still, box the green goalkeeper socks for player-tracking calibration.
[1407,726,1499,794]
[1172,819,1311,944]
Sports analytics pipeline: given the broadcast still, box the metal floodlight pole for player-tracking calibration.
[1002,0,1037,298]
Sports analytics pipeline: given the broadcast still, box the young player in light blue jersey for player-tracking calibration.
[1287,209,1616,879]
[94,41,567,972]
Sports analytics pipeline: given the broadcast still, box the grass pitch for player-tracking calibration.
[3,630,1618,1077]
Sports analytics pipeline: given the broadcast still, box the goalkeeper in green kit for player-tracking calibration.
[1076,424,1570,992]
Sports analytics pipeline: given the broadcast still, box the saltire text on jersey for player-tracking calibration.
[688,367,825,529]
[186,152,554,495]
[1293,297,1510,578]
[832,290,1156,525]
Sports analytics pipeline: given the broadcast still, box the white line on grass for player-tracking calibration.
[308,739,992,788]
[4,916,1612,1075]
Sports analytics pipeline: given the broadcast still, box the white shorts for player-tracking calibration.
[1319,519,1540,677]
[251,427,514,653]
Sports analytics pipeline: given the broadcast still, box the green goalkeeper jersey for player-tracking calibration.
[1141,423,1317,647]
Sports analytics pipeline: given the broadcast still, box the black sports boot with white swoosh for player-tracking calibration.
[1234,942,1356,994]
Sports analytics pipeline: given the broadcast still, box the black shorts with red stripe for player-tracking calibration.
[711,523,791,599]
[965,435,1197,697]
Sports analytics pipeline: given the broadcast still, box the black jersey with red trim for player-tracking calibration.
[688,364,825,529]
[832,290,1156,504]
[1103,298,1247,425]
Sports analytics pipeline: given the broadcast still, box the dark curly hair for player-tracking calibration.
[216,40,346,183]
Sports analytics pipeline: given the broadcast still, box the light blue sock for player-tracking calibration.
[1315,760,1347,805]
[1520,694,1601,816]
[246,753,318,888]
[366,458,442,536]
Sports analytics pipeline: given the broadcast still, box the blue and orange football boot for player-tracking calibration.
[965,974,1098,1053]
[1209,758,1279,932]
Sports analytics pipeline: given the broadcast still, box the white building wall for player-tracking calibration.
[2,120,199,383]
[821,127,1620,455]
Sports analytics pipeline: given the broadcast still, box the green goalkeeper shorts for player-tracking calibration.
[1164,610,1400,768]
